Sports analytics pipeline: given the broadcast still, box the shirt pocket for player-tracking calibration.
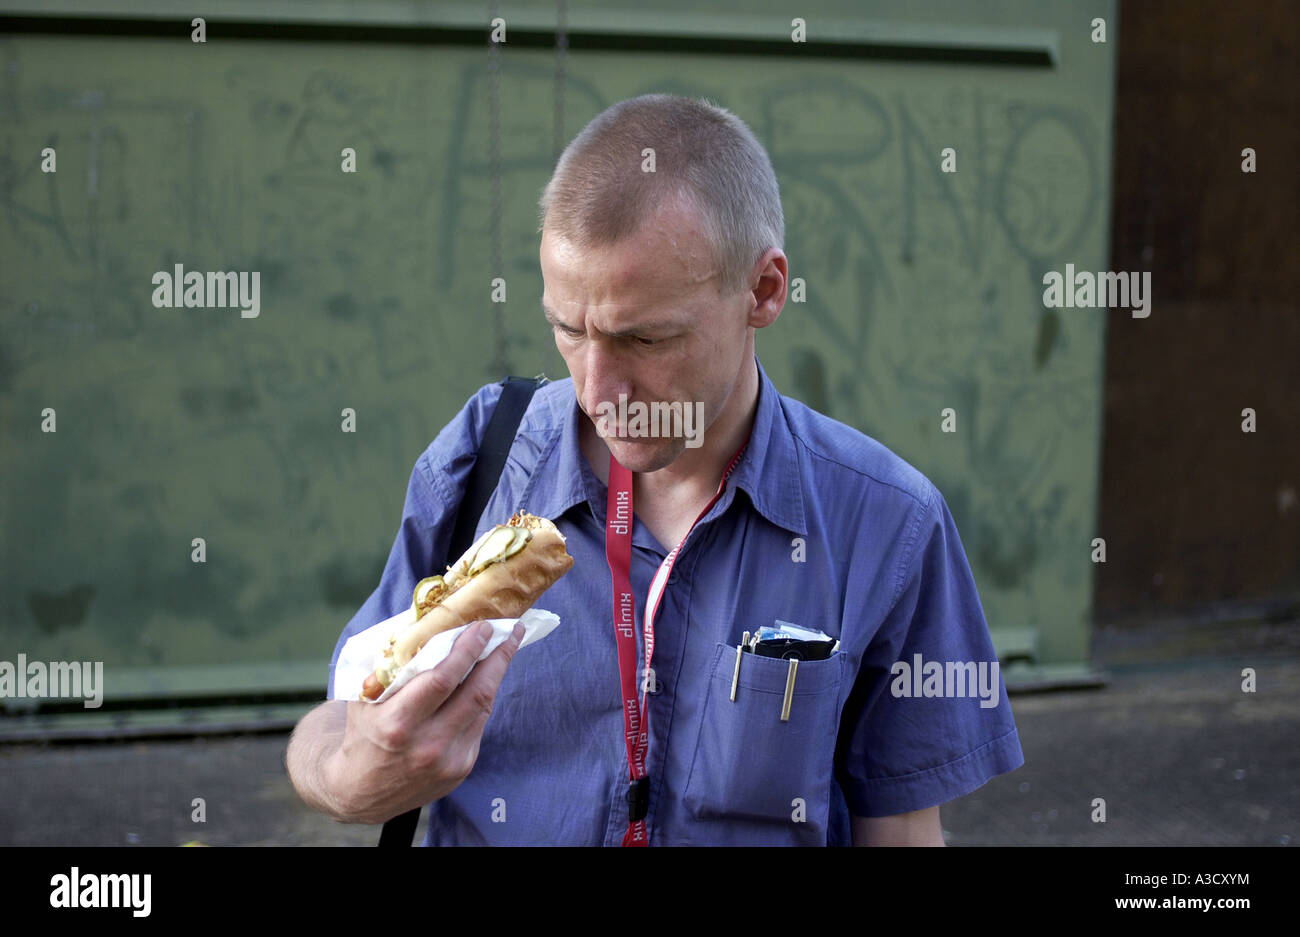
[682,642,846,829]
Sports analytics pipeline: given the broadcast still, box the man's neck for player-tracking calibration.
[580,356,761,501]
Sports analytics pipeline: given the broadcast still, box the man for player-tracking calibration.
[287,94,1023,845]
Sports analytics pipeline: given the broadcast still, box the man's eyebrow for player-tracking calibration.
[541,304,569,328]
[541,301,678,337]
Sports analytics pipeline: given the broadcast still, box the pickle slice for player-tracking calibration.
[412,575,445,611]
[469,526,518,576]
[447,527,496,583]
[501,526,530,560]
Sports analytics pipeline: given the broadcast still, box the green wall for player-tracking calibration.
[0,0,1116,701]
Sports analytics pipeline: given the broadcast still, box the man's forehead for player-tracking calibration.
[541,200,720,293]
[544,255,717,326]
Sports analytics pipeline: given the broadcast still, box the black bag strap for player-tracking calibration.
[377,375,545,847]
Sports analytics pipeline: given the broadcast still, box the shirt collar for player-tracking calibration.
[728,356,808,537]
[522,356,808,538]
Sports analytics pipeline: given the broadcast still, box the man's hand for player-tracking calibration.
[292,619,524,825]
[852,806,945,846]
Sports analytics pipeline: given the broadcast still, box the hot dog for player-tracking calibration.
[360,512,573,700]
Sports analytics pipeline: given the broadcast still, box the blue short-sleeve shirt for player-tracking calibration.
[327,357,1023,845]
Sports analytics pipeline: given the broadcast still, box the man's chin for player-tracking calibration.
[602,436,683,473]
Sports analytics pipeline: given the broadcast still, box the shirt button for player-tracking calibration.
[667,572,679,585]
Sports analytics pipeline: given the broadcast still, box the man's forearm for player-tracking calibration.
[852,806,945,846]
[286,700,349,820]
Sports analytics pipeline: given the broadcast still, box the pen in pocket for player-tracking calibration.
[730,631,750,702]
[729,629,803,721]
[780,659,798,722]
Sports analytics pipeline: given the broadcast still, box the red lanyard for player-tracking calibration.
[604,440,748,846]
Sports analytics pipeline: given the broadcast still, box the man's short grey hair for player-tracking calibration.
[537,94,784,297]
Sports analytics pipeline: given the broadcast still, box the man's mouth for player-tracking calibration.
[598,423,646,440]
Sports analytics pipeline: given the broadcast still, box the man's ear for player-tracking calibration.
[747,249,787,329]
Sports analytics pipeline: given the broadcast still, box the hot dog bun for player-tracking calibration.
[361,512,573,700]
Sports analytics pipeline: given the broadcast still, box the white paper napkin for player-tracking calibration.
[332,607,561,703]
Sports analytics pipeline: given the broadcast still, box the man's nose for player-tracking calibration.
[583,341,633,410]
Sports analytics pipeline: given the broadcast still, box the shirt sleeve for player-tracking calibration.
[325,381,506,699]
[836,482,1025,817]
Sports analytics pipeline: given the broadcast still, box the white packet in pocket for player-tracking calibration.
[332,606,561,703]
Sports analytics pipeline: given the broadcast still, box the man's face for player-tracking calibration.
[540,200,755,475]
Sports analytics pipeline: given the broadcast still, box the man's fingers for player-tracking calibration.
[388,620,495,724]
[441,622,525,729]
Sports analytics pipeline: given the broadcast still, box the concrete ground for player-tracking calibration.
[1,615,1296,846]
